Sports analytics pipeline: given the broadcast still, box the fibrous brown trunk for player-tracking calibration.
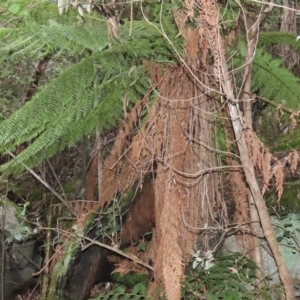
[195,0,295,298]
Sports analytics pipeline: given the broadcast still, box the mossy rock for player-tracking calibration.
[0,198,33,242]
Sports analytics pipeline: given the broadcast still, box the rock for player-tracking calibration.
[219,213,300,297]
[1,238,42,299]
[0,199,42,299]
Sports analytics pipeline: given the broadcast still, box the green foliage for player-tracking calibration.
[218,0,240,32]
[111,272,149,289]
[0,4,181,175]
[89,186,148,244]
[258,32,300,51]
[91,197,130,243]
[89,283,148,300]
[0,198,33,243]
[230,40,300,111]
[266,179,300,213]
[183,254,271,300]
[1,0,30,17]
[48,238,82,299]
[251,48,300,110]
[270,127,300,151]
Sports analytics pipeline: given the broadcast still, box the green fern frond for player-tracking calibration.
[258,31,300,51]
[0,48,150,174]
[231,42,300,110]
[1,17,180,60]
[0,2,181,175]
[252,49,300,109]
[0,56,94,149]
[89,283,148,300]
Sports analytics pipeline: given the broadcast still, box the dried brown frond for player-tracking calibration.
[112,259,148,275]
[185,28,200,65]
[262,151,272,195]
[244,129,300,202]
[290,112,298,131]
[272,161,285,203]
[148,65,221,300]
[184,0,195,18]
[77,55,220,299]
[143,60,166,86]
[68,200,99,217]
[285,151,300,175]
[173,9,189,37]
[228,159,248,223]
[155,173,183,300]
[245,130,262,169]
[86,139,100,201]
[276,104,284,120]
[245,130,273,194]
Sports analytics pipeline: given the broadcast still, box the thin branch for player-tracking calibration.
[81,235,154,271]
[46,159,67,202]
[241,89,299,115]
[8,152,76,217]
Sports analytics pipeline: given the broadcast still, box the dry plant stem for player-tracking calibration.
[250,0,300,12]
[0,203,4,300]
[248,193,264,289]
[41,202,52,300]
[240,89,297,115]
[8,152,76,217]
[239,2,273,128]
[96,129,103,202]
[199,0,294,294]
[86,135,101,201]
[46,159,67,202]
[220,61,295,299]
[33,240,68,277]
[81,236,154,271]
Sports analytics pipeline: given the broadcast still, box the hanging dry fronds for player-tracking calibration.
[245,130,273,192]
[276,104,284,120]
[285,151,300,175]
[228,159,248,223]
[68,200,99,217]
[289,112,298,131]
[272,161,285,203]
[244,129,299,201]
[173,9,189,37]
[147,65,220,300]
[245,130,262,169]
[262,151,273,195]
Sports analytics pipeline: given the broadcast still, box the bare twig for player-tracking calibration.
[8,152,76,217]
[81,235,154,271]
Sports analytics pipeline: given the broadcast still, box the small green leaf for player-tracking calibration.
[139,242,147,252]
[8,2,29,17]
[8,3,21,14]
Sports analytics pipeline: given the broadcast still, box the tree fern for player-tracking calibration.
[251,48,300,109]
[0,5,181,175]
[230,42,300,110]
[0,53,138,174]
